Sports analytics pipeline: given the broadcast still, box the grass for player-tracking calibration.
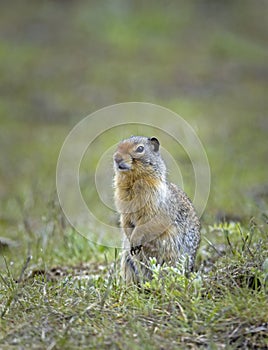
[0,0,268,349]
[0,220,267,349]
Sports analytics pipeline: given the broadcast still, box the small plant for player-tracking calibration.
[142,256,204,300]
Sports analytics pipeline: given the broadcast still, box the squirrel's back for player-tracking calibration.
[113,136,200,284]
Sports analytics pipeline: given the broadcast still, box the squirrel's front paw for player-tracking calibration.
[130,230,143,255]
[130,245,142,256]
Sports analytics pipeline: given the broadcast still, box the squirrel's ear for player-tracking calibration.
[149,137,160,152]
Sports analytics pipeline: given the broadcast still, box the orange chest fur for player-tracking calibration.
[114,174,161,220]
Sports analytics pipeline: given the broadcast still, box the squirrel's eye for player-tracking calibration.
[136,145,144,153]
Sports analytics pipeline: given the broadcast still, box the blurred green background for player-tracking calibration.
[0,0,267,242]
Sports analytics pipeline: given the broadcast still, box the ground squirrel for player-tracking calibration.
[113,136,200,284]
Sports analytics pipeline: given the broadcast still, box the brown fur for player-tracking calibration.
[113,136,200,284]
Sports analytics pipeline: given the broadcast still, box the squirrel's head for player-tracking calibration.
[113,136,166,179]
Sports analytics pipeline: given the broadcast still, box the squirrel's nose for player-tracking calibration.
[114,154,131,171]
